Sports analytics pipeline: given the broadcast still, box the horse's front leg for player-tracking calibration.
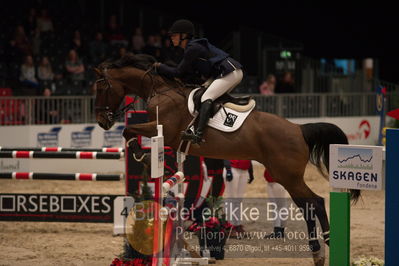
[123,120,158,140]
[123,121,158,164]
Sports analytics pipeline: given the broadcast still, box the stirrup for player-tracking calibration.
[180,130,203,144]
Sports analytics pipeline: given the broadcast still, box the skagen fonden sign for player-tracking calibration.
[329,144,383,190]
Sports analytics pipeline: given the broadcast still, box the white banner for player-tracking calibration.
[329,144,383,190]
[289,116,380,145]
[0,123,125,173]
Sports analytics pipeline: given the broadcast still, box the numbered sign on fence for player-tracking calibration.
[329,144,384,190]
[113,196,135,235]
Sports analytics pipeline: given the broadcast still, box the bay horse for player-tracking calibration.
[93,54,360,264]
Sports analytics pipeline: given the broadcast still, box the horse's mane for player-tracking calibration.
[99,53,156,71]
[98,53,196,93]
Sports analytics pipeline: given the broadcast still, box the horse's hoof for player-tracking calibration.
[312,250,325,266]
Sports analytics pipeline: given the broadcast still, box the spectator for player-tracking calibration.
[143,34,161,60]
[20,55,39,89]
[65,49,85,81]
[118,46,127,58]
[130,27,145,53]
[13,25,31,55]
[107,15,127,47]
[24,8,37,38]
[89,32,108,64]
[275,71,295,93]
[32,28,41,56]
[223,159,254,237]
[153,33,163,48]
[36,9,54,33]
[259,74,276,95]
[38,56,54,82]
[36,88,59,124]
[161,38,175,63]
[71,30,85,57]
[159,28,168,43]
[5,40,23,71]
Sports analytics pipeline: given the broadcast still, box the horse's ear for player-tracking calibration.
[92,67,102,77]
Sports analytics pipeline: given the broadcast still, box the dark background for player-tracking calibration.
[152,1,398,83]
[2,0,397,83]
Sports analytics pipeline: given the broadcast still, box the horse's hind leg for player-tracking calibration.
[284,182,328,266]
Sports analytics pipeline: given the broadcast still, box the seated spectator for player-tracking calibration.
[107,15,128,47]
[71,30,85,57]
[89,32,108,64]
[20,55,39,89]
[130,27,145,53]
[153,33,162,48]
[159,28,168,43]
[36,9,54,33]
[36,87,59,124]
[65,49,85,81]
[161,38,176,64]
[275,71,296,93]
[24,8,37,38]
[32,28,41,56]
[118,46,127,58]
[5,40,24,71]
[143,34,161,60]
[259,74,276,95]
[38,56,54,82]
[13,25,32,55]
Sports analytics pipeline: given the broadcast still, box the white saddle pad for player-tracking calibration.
[187,88,256,132]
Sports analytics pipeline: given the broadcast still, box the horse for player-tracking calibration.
[93,53,360,265]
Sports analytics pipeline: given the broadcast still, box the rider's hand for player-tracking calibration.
[153,62,161,69]
[226,169,233,182]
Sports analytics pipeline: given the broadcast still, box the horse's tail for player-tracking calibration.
[300,122,361,203]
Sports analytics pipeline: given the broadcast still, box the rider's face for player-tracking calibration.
[170,33,181,47]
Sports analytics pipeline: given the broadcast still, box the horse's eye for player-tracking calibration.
[96,80,107,90]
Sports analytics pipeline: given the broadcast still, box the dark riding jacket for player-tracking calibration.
[157,38,242,81]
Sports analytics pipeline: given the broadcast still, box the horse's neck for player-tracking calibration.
[116,67,192,108]
[147,81,192,119]
[117,67,154,100]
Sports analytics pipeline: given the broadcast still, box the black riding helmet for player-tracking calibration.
[168,19,195,37]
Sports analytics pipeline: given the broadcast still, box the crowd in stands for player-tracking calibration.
[0,7,184,97]
[0,6,298,98]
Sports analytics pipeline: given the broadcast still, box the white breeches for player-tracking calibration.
[223,167,249,226]
[267,182,289,228]
[201,69,243,102]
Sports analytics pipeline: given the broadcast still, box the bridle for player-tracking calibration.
[94,66,157,122]
[94,69,136,122]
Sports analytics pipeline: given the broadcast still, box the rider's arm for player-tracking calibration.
[157,44,202,78]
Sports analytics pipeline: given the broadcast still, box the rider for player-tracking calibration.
[153,19,243,144]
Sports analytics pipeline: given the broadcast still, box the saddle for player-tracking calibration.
[192,88,252,116]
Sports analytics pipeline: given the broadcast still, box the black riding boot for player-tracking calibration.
[182,99,213,144]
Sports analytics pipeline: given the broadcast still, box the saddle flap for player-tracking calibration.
[187,88,256,133]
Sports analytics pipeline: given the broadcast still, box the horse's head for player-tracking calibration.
[94,54,165,130]
[93,66,126,130]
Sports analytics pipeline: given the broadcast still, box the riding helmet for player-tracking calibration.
[168,19,195,36]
